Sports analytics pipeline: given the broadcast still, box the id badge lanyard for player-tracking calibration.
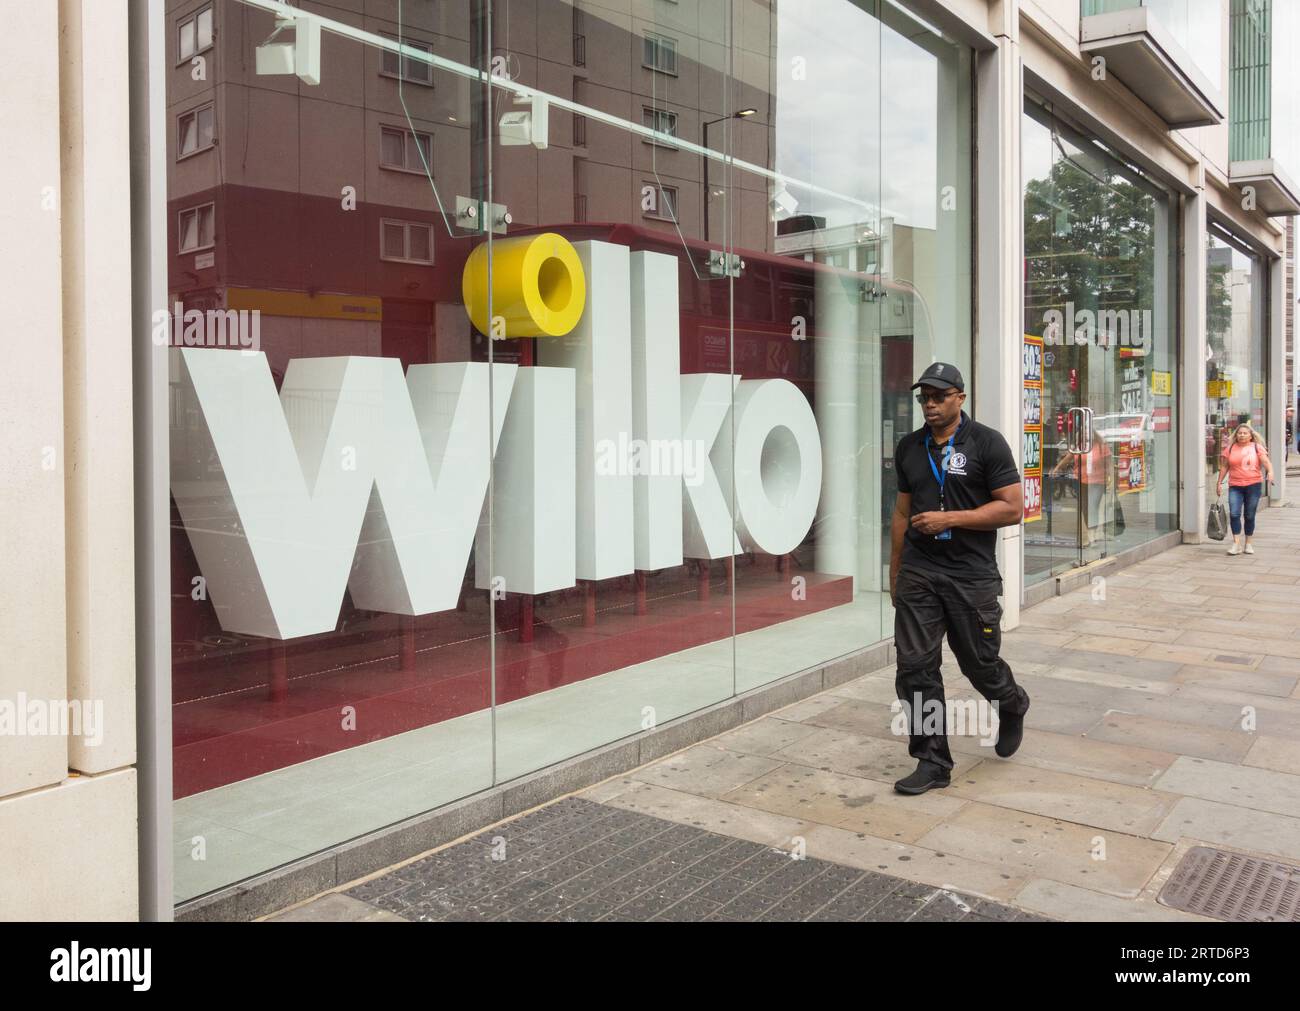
[925,426,959,541]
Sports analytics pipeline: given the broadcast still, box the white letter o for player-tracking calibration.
[725,379,822,555]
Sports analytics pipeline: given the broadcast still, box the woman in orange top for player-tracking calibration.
[1216,423,1274,555]
[1050,432,1112,547]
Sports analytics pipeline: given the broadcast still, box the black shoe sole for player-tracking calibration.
[893,778,951,795]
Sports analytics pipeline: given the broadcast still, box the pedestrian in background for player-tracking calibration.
[1048,430,1111,548]
[1216,423,1274,556]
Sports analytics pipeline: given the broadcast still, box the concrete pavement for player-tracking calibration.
[270,500,1300,922]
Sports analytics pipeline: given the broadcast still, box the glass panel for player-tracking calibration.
[168,0,491,904]
[179,113,196,155]
[485,0,736,782]
[197,8,214,51]
[197,106,215,148]
[412,131,432,169]
[877,0,975,622]
[733,0,886,685]
[382,221,405,257]
[179,209,197,251]
[380,128,405,167]
[1084,1,1222,89]
[408,222,430,262]
[180,19,196,61]
[1271,0,1300,174]
[198,205,215,247]
[1206,226,1268,486]
[1023,98,1178,580]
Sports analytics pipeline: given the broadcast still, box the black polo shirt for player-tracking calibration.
[894,410,1020,581]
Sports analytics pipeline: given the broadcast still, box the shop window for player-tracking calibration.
[642,107,678,146]
[177,103,215,159]
[177,6,213,64]
[380,126,432,173]
[380,218,434,264]
[381,35,434,86]
[642,34,678,75]
[178,203,215,253]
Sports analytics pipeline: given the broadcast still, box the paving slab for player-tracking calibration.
[1085,711,1255,763]
[1244,735,1300,776]
[1152,755,1300,819]
[1151,797,1300,862]
[914,803,1173,898]
[946,761,1180,835]
[1011,879,1210,923]
[720,764,968,844]
[709,716,825,757]
[767,724,986,783]
[629,743,783,798]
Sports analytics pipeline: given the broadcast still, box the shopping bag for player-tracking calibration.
[1207,499,1228,541]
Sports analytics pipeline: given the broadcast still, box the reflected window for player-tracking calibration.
[178,6,213,63]
[380,126,432,173]
[642,182,677,220]
[177,103,215,159]
[380,218,434,264]
[178,203,214,253]
[381,35,433,85]
[642,33,677,74]
[642,107,678,145]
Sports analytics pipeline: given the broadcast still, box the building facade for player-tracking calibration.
[0,0,1295,920]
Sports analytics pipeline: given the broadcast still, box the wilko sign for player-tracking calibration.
[171,241,825,640]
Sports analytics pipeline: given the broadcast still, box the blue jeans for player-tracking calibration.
[1228,483,1263,537]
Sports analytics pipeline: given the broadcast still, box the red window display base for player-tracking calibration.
[172,563,853,798]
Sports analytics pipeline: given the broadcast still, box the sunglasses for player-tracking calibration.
[914,388,960,405]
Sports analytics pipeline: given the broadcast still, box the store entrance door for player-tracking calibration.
[1042,330,1116,571]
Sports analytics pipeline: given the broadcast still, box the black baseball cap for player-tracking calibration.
[910,362,965,392]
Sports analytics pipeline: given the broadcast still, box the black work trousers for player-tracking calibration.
[892,565,1029,771]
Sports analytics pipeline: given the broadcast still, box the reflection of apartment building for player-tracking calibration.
[8,0,1298,923]
[166,0,776,383]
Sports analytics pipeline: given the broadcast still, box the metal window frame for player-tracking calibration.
[131,0,174,923]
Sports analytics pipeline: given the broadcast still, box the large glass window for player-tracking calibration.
[1022,97,1179,584]
[1205,224,1269,477]
[165,0,973,905]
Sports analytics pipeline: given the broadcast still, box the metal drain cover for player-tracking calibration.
[1158,846,1300,921]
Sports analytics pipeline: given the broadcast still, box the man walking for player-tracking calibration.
[889,363,1029,795]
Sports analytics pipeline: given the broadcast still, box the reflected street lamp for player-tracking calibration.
[702,108,757,243]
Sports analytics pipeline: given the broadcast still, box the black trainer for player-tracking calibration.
[893,760,951,795]
[995,693,1030,758]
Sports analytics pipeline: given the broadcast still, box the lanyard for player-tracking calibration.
[924,423,961,508]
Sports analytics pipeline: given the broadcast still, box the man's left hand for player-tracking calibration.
[911,511,951,535]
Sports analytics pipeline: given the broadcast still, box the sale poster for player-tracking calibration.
[1023,335,1043,522]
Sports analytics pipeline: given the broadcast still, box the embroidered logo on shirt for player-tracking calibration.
[945,450,967,476]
